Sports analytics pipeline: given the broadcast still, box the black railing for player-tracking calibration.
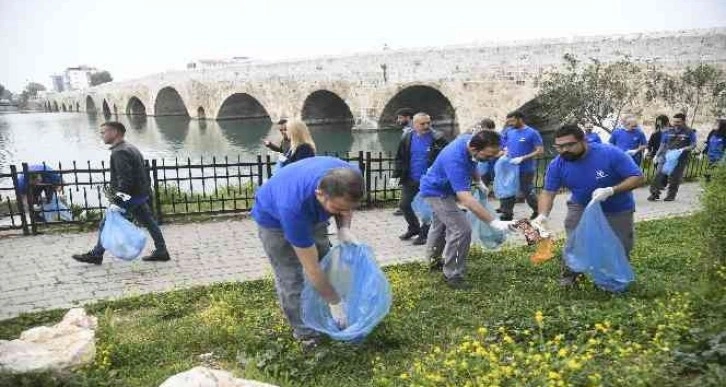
[0,152,710,235]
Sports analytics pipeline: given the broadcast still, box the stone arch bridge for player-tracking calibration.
[45,28,726,135]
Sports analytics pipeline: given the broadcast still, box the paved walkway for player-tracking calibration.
[0,183,702,320]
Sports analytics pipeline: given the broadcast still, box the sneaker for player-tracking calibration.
[495,208,503,213]
[559,274,582,287]
[428,259,443,272]
[529,211,539,220]
[299,336,323,352]
[142,250,171,262]
[412,236,427,245]
[445,276,471,290]
[399,229,419,241]
[72,252,103,265]
[663,196,676,202]
[393,209,403,216]
[500,214,513,221]
[647,194,660,202]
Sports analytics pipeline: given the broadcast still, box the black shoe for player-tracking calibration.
[72,252,103,265]
[393,209,403,216]
[500,214,513,221]
[445,276,471,290]
[559,273,582,287]
[428,259,443,272]
[530,212,539,220]
[647,194,659,202]
[399,229,419,241]
[142,250,171,262]
[663,196,676,202]
[412,236,427,245]
[495,208,503,213]
[299,336,323,352]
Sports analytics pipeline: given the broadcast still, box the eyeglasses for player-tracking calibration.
[552,141,580,151]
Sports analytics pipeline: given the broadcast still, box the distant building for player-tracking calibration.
[186,57,253,70]
[50,75,65,92]
[63,66,97,90]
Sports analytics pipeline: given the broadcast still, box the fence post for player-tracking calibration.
[10,165,29,235]
[151,159,163,224]
[365,152,372,206]
[256,155,264,186]
[21,163,39,235]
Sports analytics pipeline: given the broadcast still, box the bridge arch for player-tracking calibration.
[61,103,67,112]
[75,102,80,112]
[113,104,118,116]
[102,100,112,117]
[379,85,456,130]
[154,86,189,117]
[126,96,147,116]
[301,90,354,128]
[52,101,59,112]
[216,93,270,121]
[197,107,206,120]
[85,96,97,114]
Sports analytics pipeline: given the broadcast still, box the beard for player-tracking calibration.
[561,151,585,161]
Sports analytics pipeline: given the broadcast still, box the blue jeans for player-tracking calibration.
[91,202,166,256]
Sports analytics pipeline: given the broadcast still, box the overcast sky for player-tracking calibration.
[1,0,724,92]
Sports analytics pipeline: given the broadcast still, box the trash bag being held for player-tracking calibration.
[494,156,519,199]
[412,192,433,224]
[468,189,506,249]
[42,193,73,222]
[301,243,392,342]
[662,149,685,176]
[100,209,147,261]
[564,203,635,292]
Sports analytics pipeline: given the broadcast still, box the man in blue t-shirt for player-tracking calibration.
[648,113,698,201]
[583,122,602,144]
[702,119,726,182]
[499,111,544,221]
[251,156,363,348]
[419,130,512,289]
[608,116,647,166]
[392,113,449,245]
[532,125,644,286]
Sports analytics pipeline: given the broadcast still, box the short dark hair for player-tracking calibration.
[716,119,726,136]
[395,108,415,118]
[655,114,670,129]
[318,167,364,202]
[673,113,686,121]
[469,130,501,150]
[276,119,288,125]
[506,111,525,120]
[555,124,585,141]
[101,121,126,134]
[478,118,496,130]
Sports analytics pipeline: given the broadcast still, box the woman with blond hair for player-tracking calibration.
[280,120,316,168]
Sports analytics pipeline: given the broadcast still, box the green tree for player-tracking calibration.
[90,71,113,86]
[0,83,5,99]
[535,54,647,132]
[647,64,726,127]
[19,82,46,107]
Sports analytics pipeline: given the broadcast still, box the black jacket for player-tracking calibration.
[109,141,151,198]
[393,130,449,181]
[647,130,662,156]
[281,143,315,166]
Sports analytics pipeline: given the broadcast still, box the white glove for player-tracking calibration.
[329,302,348,329]
[509,157,525,165]
[591,187,615,203]
[698,153,704,161]
[489,219,513,233]
[477,182,489,196]
[388,177,399,188]
[531,214,551,238]
[108,204,125,213]
[338,227,358,244]
[626,149,638,156]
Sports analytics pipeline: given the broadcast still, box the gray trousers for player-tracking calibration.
[562,201,634,277]
[425,196,472,280]
[650,152,689,198]
[257,222,331,340]
[399,179,421,232]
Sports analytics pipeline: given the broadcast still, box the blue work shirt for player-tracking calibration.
[252,156,359,248]
[608,128,647,152]
[706,132,725,163]
[409,131,434,181]
[585,132,602,144]
[661,126,697,150]
[544,143,643,213]
[420,134,475,198]
[16,164,62,193]
[502,125,543,173]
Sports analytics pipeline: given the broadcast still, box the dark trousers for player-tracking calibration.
[650,153,689,198]
[92,202,167,255]
[400,179,421,232]
[500,171,538,217]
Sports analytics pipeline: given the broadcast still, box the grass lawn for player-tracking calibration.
[1,215,724,386]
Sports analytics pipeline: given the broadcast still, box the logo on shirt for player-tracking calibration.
[595,170,609,180]
[519,137,527,142]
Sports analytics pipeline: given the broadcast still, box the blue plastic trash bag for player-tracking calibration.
[468,190,506,249]
[100,209,147,261]
[494,156,519,199]
[302,243,392,342]
[476,161,490,177]
[662,149,684,176]
[412,193,433,224]
[42,193,73,222]
[564,203,635,293]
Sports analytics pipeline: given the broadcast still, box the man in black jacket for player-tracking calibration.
[73,122,170,264]
[392,113,449,245]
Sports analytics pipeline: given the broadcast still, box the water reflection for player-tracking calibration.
[309,123,354,155]
[218,117,272,154]
[155,116,191,148]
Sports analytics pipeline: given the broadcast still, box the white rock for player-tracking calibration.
[158,366,278,387]
[0,308,97,373]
